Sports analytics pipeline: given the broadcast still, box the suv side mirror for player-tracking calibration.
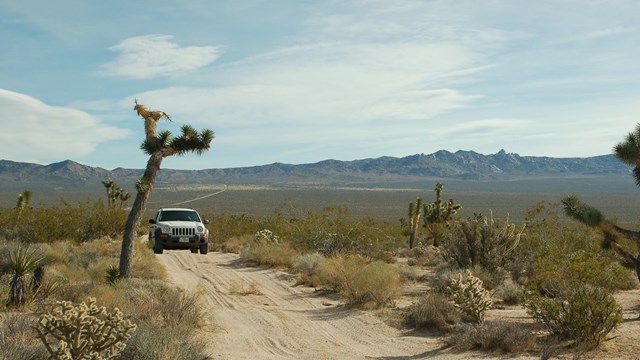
[149,219,156,224]
[203,220,209,225]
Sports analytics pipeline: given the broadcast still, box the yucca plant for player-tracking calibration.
[6,245,45,307]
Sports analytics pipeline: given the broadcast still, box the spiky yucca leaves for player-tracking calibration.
[7,245,45,307]
[613,123,640,186]
[34,297,137,360]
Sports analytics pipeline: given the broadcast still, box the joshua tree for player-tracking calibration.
[15,189,32,216]
[406,197,423,249]
[102,180,131,209]
[423,182,461,247]
[119,101,214,278]
[562,124,640,281]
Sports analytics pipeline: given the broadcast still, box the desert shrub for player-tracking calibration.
[229,280,262,295]
[0,200,126,243]
[446,321,537,354]
[468,264,505,290]
[120,322,209,360]
[206,206,404,258]
[217,234,252,253]
[431,265,466,294]
[397,265,420,282]
[240,241,298,268]
[407,293,460,330]
[33,297,137,359]
[533,246,636,296]
[406,245,445,267]
[446,270,493,323]
[292,252,326,287]
[523,283,622,349]
[0,312,48,360]
[494,282,522,305]
[441,213,523,273]
[318,255,401,308]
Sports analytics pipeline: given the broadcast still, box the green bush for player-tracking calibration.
[523,283,622,349]
[207,206,404,259]
[407,293,460,330]
[446,321,536,354]
[0,200,126,243]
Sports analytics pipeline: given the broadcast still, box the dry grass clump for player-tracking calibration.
[318,255,401,308]
[292,252,325,287]
[406,293,460,330]
[240,241,298,268]
[446,321,537,354]
[217,234,252,254]
[0,312,48,359]
[229,280,263,295]
[494,282,523,305]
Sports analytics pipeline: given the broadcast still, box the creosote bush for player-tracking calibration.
[34,297,137,360]
[523,283,622,349]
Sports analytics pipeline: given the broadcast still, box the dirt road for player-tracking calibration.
[156,251,480,360]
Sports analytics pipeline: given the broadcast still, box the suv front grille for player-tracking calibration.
[172,228,196,237]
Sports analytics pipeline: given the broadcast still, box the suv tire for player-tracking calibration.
[200,243,209,255]
[154,242,164,254]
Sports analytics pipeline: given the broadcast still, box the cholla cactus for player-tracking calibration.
[254,229,279,244]
[33,297,137,360]
[446,270,493,323]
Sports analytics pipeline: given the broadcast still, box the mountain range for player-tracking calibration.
[0,150,630,190]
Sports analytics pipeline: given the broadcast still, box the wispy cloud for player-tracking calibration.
[0,89,129,164]
[583,26,634,40]
[100,35,220,79]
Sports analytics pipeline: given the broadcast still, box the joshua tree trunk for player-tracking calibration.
[119,151,163,278]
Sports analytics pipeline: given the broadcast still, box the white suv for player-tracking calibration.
[149,208,210,255]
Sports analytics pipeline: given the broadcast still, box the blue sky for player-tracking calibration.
[1,1,639,170]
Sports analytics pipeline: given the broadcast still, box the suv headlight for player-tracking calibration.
[197,225,204,232]
[161,225,171,233]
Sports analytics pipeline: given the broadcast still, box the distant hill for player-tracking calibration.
[0,150,630,191]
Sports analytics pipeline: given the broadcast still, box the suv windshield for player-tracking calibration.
[159,210,201,222]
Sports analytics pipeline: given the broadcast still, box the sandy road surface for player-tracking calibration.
[155,251,499,360]
[156,250,640,360]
